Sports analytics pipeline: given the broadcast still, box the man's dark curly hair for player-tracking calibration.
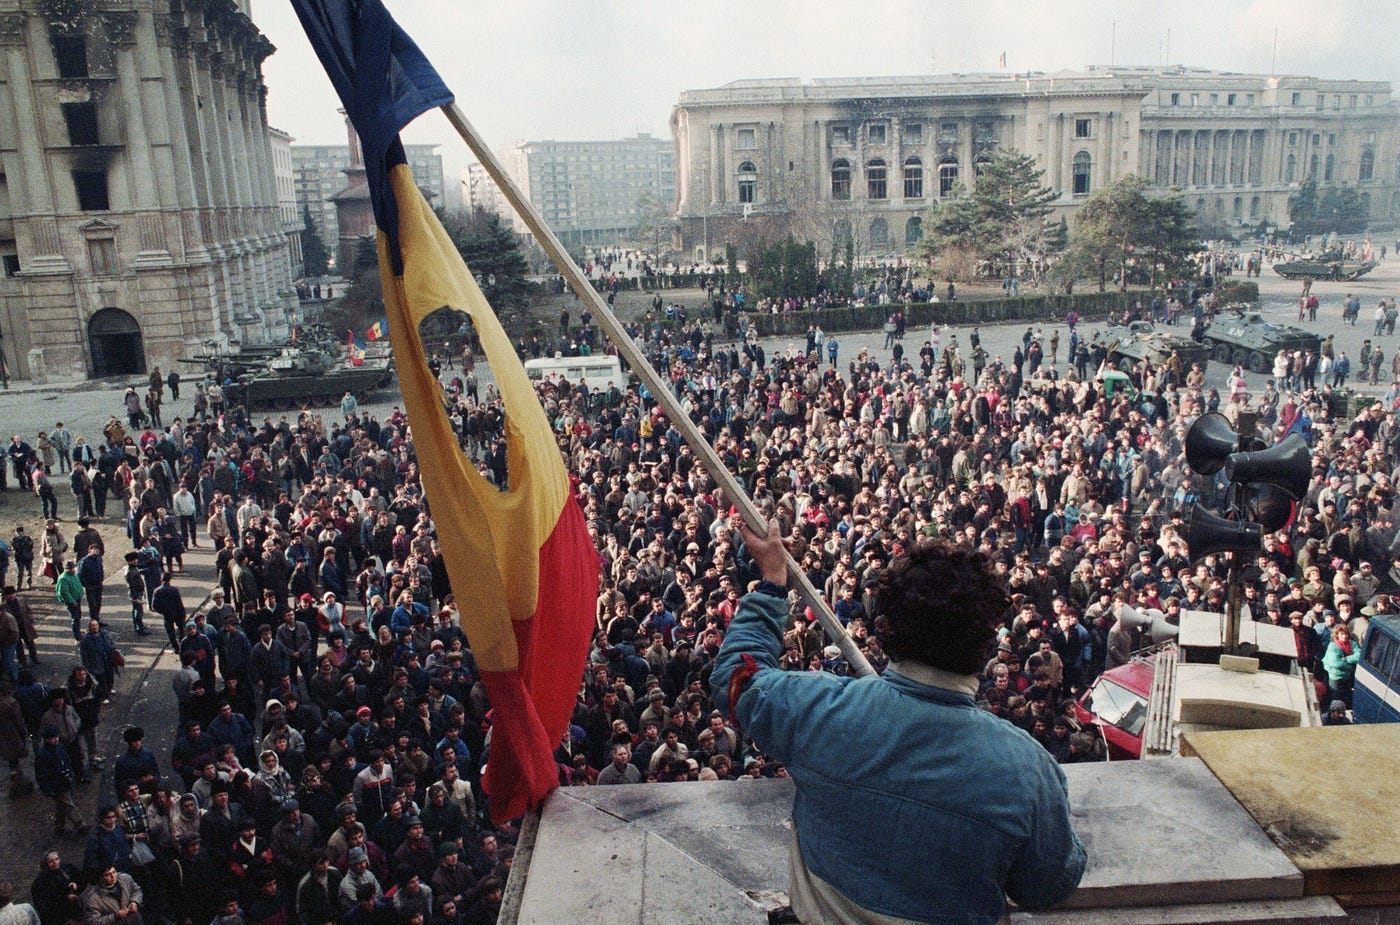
[872,539,1009,675]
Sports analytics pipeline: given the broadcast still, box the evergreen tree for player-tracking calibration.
[300,203,330,277]
[1064,176,1201,291]
[438,208,533,320]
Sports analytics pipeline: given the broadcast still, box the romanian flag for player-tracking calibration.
[293,0,599,822]
[366,320,387,341]
[347,331,367,366]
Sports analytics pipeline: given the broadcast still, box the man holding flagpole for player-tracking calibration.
[713,520,1085,924]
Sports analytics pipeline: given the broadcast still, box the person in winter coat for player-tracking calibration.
[55,561,84,642]
[0,680,32,796]
[34,725,84,834]
[31,849,84,925]
[78,620,119,701]
[79,862,144,925]
[66,666,103,777]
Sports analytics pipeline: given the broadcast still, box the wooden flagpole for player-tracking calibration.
[440,103,874,678]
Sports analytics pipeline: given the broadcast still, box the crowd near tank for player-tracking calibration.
[1105,320,1210,372]
[1199,308,1321,373]
[1272,249,1378,282]
[181,325,395,411]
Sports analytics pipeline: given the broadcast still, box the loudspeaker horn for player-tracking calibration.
[1113,603,1180,641]
[1251,483,1298,533]
[1184,503,1264,561]
[1185,412,1238,476]
[1222,433,1312,499]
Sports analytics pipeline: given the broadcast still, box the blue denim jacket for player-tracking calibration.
[712,590,1085,924]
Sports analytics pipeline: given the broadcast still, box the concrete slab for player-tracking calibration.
[1014,895,1346,924]
[1181,725,1400,897]
[1061,759,1305,908]
[511,761,1308,923]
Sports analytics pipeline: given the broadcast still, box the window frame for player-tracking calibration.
[866,159,888,200]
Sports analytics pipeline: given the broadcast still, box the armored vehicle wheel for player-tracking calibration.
[1116,357,1134,373]
[1248,351,1270,374]
[1212,343,1233,363]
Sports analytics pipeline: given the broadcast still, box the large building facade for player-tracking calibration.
[269,127,303,279]
[671,67,1400,262]
[502,133,674,247]
[292,141,444,271]
[0,0,300,382]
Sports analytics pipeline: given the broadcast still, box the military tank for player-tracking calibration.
[1105,320,1209,373]
[1272,250,1378,282]
[182,327,396,411]
[1199,308,1321,374]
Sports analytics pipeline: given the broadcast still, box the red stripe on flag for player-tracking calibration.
[480,497,597,822]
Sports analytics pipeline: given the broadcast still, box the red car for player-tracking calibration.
[1075,659,1154,760]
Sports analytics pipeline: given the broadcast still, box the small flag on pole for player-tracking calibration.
[366,320,387,341]
[347,331,367,366]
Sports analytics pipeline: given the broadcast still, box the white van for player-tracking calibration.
[523,354,625,388]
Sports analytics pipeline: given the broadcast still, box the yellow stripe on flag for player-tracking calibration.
[376,164,568,674]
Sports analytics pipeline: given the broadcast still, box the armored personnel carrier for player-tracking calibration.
[1272,250,1378,282]
[1200,308,1320,373]
[182,327,396,411]
[1105,320,1209,372]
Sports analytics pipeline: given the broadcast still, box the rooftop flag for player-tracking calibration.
[291,0,599,822]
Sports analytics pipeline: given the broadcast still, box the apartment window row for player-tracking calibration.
[829,122,928,148]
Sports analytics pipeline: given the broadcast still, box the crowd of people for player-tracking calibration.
[0,282,1392,923]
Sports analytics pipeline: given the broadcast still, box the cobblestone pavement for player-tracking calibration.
[0,492,215,899]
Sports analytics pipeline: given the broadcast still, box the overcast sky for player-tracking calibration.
[255,0,1400,188]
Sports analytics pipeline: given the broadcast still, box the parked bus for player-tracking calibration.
[523,354,625,388]
[1353,614,1400,724]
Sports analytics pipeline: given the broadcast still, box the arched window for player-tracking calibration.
[870,218,889,249]
[1232,196,1243,219]
[866,159,887,200]
[1072,151,1092,196]
[737,161,757,204]
[903,157,923,198]
[938,157,959,196]
[831,159,851,200]
[974,156,992,180]
[1324,153,1335,182]
[1359,148,1375,181]
[1309,153,1319,177]
[905,216,923,244]
[1250,196,1261,219]
[1285,154,1296,183]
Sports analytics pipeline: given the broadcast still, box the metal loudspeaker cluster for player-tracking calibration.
[1181,412,1312,561]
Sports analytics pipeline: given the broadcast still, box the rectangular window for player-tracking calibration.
[1288,132,1297,146]
[72,170,109,211]
[1075,118,1092,138]
[1316,95,1324,110]
[867,123,886,145]
[62,102,100,146]
[1329,134,1336,146]
[831,126,850,146]
[1170,92,1180,106]
[1227,93,1236,106]
[51,34,88,78]
[1247,94,1255,106]
[1291,92,1302,106]
[1,254,18,276]
[1209,93,1218,105]
[903,123,923,146]
[735,127,756,150]
[1365,94,1374,107]
[87,238,117,275]
[1333,94,1341,110]
[1190,93,1199,106]
[1349,94,1357,107]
